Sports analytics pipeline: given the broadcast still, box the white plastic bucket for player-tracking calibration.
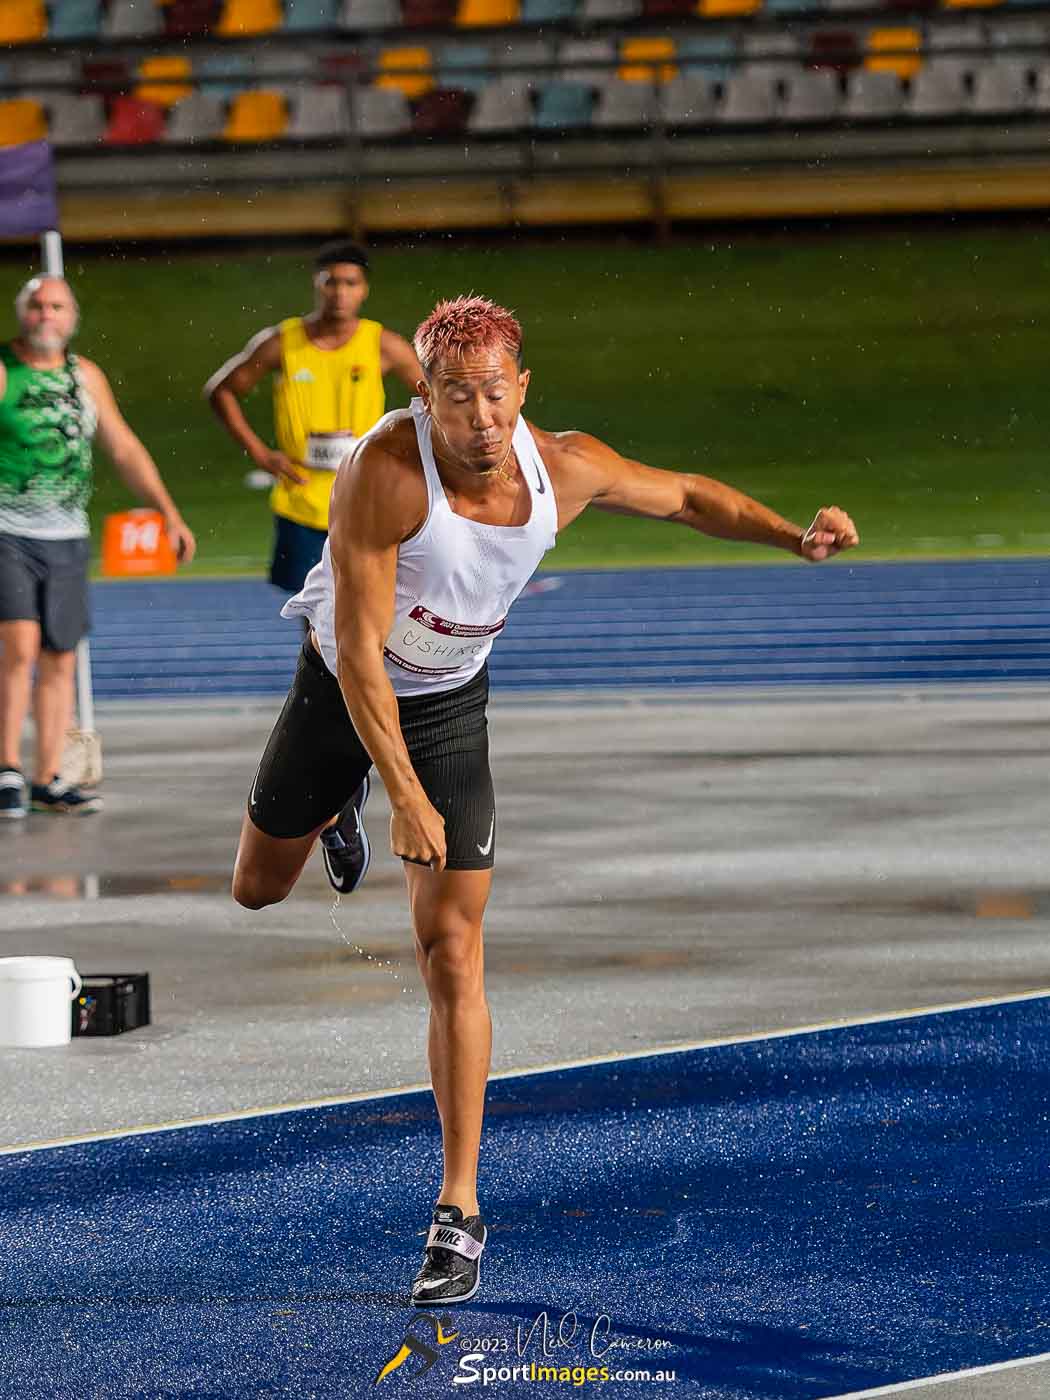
[0,956,82,1048]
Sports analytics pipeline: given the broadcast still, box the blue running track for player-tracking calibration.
[1,996,1047,1398]
[88,558,1050,699]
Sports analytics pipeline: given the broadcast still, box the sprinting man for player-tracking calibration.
[232,296,859,1305]
[0,276,195,820]
[204,240,422,594]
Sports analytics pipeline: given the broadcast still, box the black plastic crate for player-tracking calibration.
[72,973,151,1037]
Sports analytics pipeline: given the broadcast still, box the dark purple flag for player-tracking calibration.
[0,141,59,237]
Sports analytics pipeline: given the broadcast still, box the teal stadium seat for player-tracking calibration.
[197,51,254,99]
[534,80,594,129]
[439,41,492,93]
[678,34,738,83]
[767,0,818,12]
[49,0,102,39]
[284,0,340,27]
[521,0,576,21]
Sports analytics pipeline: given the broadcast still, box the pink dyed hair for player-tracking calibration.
[413,295,523,377]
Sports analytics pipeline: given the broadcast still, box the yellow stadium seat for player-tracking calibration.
[136,56,193,108]
[619,37,678,83]
[697,0,760,16]
[375,47,435,99]
[223,90,287,141]
[0,0,47,43]
[0,100,48,147]
[866,28,921,79]
[455,0,519,26]
[943,0,1001,9]
[216,0,283,36]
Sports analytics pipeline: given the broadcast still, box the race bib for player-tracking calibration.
[384,604,505,676]
[305,431,358,471]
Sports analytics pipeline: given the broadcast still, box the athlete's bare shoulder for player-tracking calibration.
[526,422,611,513]
[332,408,428,543]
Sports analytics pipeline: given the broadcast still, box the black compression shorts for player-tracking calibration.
[248,640,496,871]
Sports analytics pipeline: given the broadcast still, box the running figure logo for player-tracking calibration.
[375,1313,459,1384]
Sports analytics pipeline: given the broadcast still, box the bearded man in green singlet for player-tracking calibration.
[0,276,196,819]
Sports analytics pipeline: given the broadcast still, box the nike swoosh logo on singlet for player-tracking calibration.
[533,459,546,494]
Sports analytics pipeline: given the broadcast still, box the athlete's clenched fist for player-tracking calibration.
[799,506,859,562]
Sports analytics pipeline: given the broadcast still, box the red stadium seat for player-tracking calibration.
[81,57,132,93]
[808,29,862,73]
[105,95,167,145]
[412,86,473,134]
[641,0,695,18]
[163,0,222,36]
[403,0,458,23]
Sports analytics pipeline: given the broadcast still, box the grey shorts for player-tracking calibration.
[0,533,90,652]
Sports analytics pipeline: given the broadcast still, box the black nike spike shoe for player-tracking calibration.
[319,774,371,894]
[411,1204,488,1307]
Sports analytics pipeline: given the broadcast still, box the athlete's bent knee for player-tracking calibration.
[231,866,293,911]
[415,920,484,1001]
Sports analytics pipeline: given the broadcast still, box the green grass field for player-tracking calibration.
[10,226,1050,574]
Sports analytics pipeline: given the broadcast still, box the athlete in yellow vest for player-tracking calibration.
[205,241,421,591]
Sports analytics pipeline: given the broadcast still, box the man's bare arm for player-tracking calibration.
[380,328,424,395]
[80,359,196,562]
[550,431,858,562]
[329,440,446,868]
[203,329,306,486]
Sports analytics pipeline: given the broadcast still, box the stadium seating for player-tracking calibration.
[196,52,255,98]
[356,84,412,134]
[339,0,400,28]
[216,0,284,34]
[456,0,521,24]
[866,27,922,79]
[678,33,737,81]
[412,86,473,132]
[718,71,778,121]
[105,95,167,144]
[375,46,435,97]
[619,37,678,81]
[594,78,657,124]
[164,0,223,36]
[223,89,288,138]
[971,56,1033,106]
[439,41,493,92]
[534,80,595,127]
[908,63,969,112]
[0,0,46,43]
[468,75,532,130]
[103,0,164,38]
[698,0,761,18]
[1033,63,1050,109]
[740,30,802,79]
[521,0,577,22]
[560,36,618,86]
[49,0,102,40]
[285,84,350,135]
[924,17,987,80]
[48,94,106,145]
[661,73,718,123]
[0,99,48,146]
[136,57,194,107]
[581,0,641,20]
[284,0,341,26]
[165,92,226,141]
[843,67,905,117]
[782,68,840,120]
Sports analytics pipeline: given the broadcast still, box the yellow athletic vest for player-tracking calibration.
[270,316,385,531]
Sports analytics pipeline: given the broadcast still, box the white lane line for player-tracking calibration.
[1,984,1046,1158]
[824,1350,1050,1398]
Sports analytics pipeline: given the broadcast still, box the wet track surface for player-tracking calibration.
[0,560,1048,1397]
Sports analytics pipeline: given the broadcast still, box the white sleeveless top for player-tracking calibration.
[282,397,558,698]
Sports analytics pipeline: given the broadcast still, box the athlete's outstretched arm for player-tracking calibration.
[553,432,858,562]
[328,441,448,870]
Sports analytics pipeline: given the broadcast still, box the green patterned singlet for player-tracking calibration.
[0,342,96,539]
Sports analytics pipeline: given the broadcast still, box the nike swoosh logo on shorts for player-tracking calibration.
[249,768,261,811]
[477,814,495,856]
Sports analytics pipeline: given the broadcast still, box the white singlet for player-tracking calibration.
[282,397,558,698]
